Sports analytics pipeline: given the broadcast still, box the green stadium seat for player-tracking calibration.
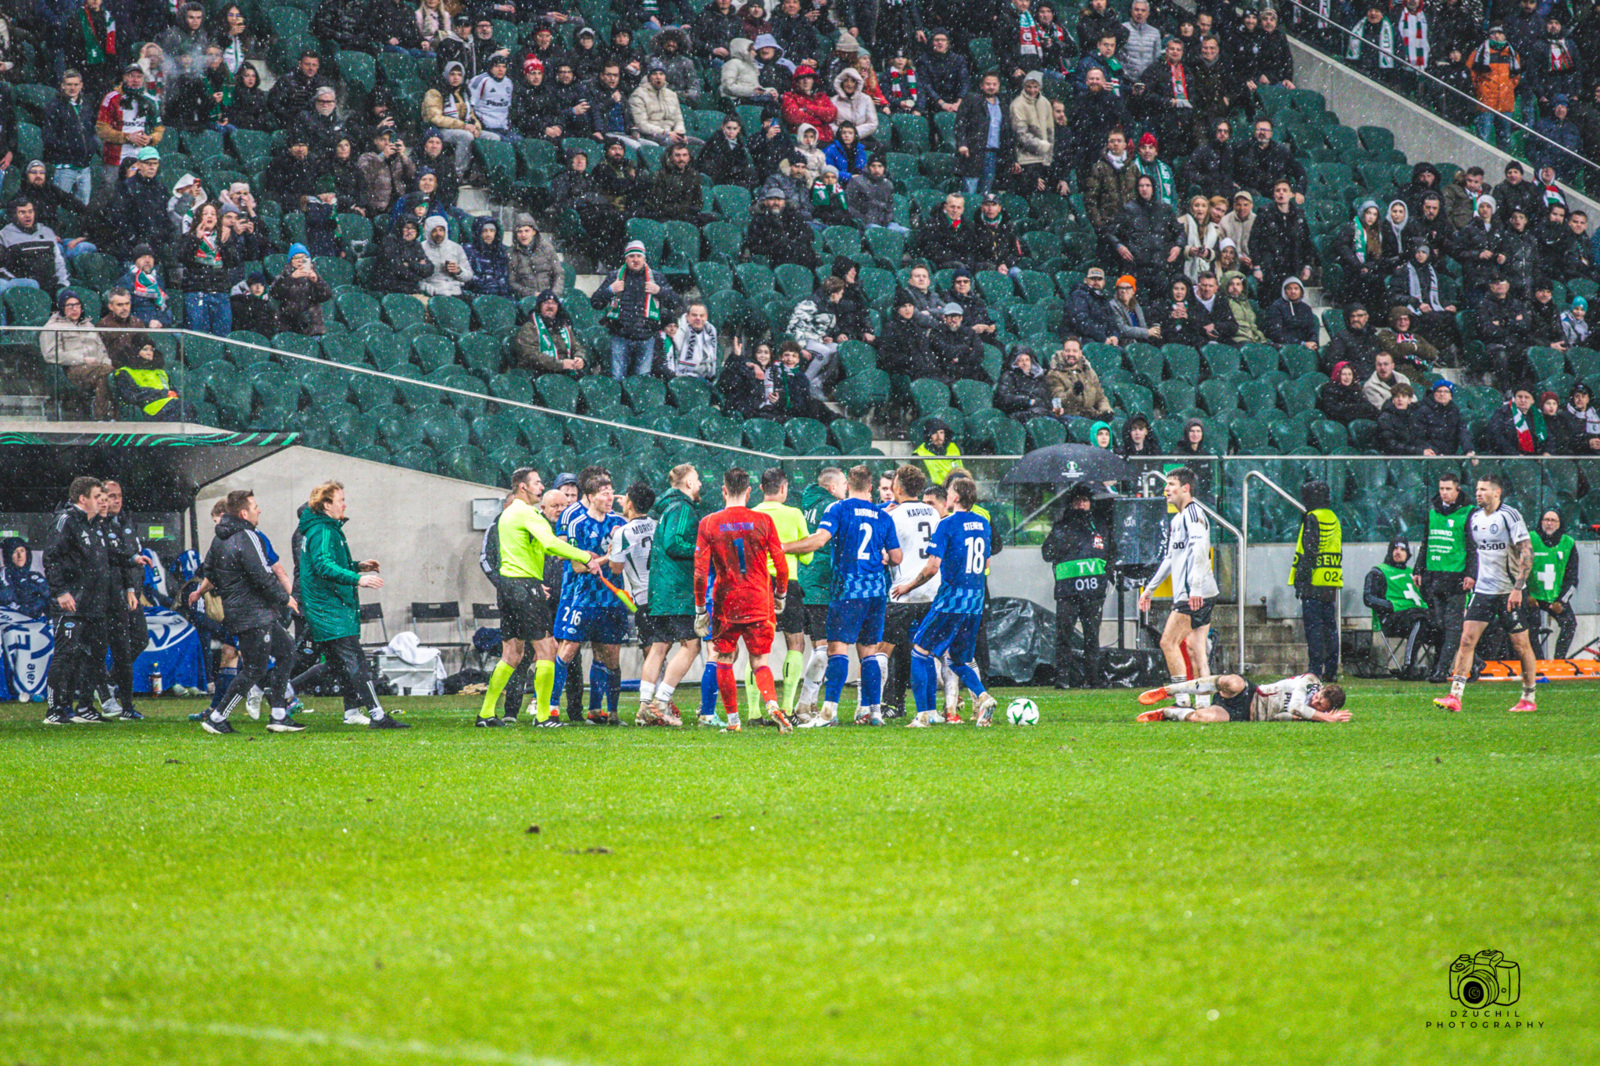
[829,419,874,454]
[1280,344,1319,378]
[775,263,815,298]
[837,368,890,416]
[1025,417,1066,450]
[457,333,503,379]
[952,379,993,413]
[743,418,785,454]
[669,376,713,411]
[910,378,950,416]
[622,375,667,414]
[489,372,534,405]
[785,417,828,453]
[535,374,579,411]
[429,295,471,334]
[382,293,426,331]
[736,262,776,295]
[1162,344,1200,381]
[472,295,518,336]
[411,334,456,373]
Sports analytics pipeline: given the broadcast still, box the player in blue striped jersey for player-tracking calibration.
[891,477,999,727]
[783,465,902,726]
[554,472,626,723]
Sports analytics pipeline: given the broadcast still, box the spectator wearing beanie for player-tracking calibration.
[269,244,333,335]
[995,346,1057,421]
[592,239,682,379]
[511,291,587,374]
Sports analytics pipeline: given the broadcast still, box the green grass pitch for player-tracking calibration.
[1,680,1596,1065]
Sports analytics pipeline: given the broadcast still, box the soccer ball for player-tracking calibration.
[1005,698,1039,726]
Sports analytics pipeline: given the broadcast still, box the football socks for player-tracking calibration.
[823,653,849,706]
[781,649,804,712]
[479,660,514,720]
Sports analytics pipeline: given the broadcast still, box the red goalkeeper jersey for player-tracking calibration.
[694,506,788,624]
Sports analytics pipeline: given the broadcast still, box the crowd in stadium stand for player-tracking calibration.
[1,0,1600,469]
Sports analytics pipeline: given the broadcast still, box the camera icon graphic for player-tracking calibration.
[1449,949,1521,1007]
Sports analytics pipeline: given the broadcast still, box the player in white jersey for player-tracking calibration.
[1434,474,1538,714]
[1137,468,1220,703]
[874,465,942,719]
[609,482,658,707]
[1135,673,1350,722]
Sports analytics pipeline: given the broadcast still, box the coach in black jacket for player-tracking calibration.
[201,490,301,733]
[96,479,151,721]
[43,476,140,724]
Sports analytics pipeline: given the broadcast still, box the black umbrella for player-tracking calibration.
[1000,443,1136,486]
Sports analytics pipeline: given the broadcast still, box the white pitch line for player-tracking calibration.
[0,1011,585,1066]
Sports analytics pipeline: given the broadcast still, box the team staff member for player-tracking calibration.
[1363,538,1436,679]
[44,477,142,725]
[1414,473,1477,683]
[750,466,812,725]
[95,479,150,720]
[1289,480,1342,681]
[639,463,703,727]
[477,468,597,726]
[794,467,846,721]
[297,481,409,729]
[880,465,941,718]
[199,490,304,734]
[1042,483,1110,689]
[1528,509,1578,659]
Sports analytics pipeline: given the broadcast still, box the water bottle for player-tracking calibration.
[149,665,163,695]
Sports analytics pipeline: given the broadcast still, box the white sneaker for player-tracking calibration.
[799,703,838,728]
[344,709,372,726]
[246,686,263,720]
[907,711,932,728]
[974,693,998,727]
[100,696,123,719]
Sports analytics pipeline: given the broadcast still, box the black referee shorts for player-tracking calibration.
[776,580,804,634]
[804,603,828,643]
[498,577,552,641]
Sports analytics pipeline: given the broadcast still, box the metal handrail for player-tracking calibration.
[1281,0,1595,176]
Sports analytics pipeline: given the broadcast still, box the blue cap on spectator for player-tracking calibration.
[554,472,578,489]
[1430,380,1454,392]
[288,243,309,260]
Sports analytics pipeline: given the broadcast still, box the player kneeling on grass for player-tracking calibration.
[1137,674,1350,722]
[891,477,999,728]
[694,468,792,733]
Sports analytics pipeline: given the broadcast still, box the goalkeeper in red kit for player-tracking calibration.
[694,467,792,733]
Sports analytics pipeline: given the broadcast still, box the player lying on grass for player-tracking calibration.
[1136,674,1350,722]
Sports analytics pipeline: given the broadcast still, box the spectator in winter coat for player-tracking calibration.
[1324,305,1385,377]
[969,193,1023,276]
[1120,413,1160,458]
[1233,118,1304,201]
[1263,277,1318,349]
[848,155,902,229]
[746,182,820,267]
[877,292,933,379]
[1533,94,1583,180]
[1010,73,1055,194]
[824,121,870,183]
[668,301,720,380]
[832,70,878,142]
[463,216,510,297]
[1413,381,1469,454]
[1184,119,1238,203]
[419,215,473,296]
[1083,130,1138,232]
[1112,174,1182,298]
[781,65,837,142]
[786,277,848,393]
[357,130,416,217]
[0,199,70,296]
[1476,274,1531,381]
[1185,272,1236,346]
[1118,0,1161,81]
[630,62,693,146]
[927,302,990,384]
[1225,273,1265,345]
[1561,297,1590,348]
[508,214,561,298]
[1335,200,1388,311]
[995,346,1056,421]
[921,30,971,114]
[1362,350,1405,408]
[1377,306,1442,373]
[269,244,334,335]
[42,291,113,418]
[422,63,492,179]
[591,240,682,378]
[651,29,701,105]
[1045,337,1112,417]
[1159,278,1204,350]
[269,51,334,128]
[1318,361,1378,424]
[0,537,52,618]
[43,71,100,206]
[1218,191,1256,272]
[1111,274,1159,343]
[954,72,1015,196]
[1469,27,1522,147]
[912,192,976,269]
[1565,382,1600,450]
[697,115,758,187]
[511,291,587,374]
[1538,390,1584,455]
[1064,269,1122,345]
[638,144,707,223]
[1382,385,1433,451]
[1484,387,1545,455]
[115,245,169,326]
[1252,180,1316,297]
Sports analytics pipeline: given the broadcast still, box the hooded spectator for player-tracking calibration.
[420,214,472,296]
[0,537,51,618]
[1224,272,1265,345]
[371,216,433,294]
[877,291,933,380]
[461,216,510,297]
[832,70,878,143]
[1565,382,1600,448]
[1263,277,1318,349]
[1120,413,1160,457]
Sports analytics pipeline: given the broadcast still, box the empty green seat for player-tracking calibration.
[535,374,579,411]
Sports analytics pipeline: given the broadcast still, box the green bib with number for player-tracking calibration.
[1529,534,1574,602]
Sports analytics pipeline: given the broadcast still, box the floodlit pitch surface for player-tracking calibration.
[1,682,1595,1065]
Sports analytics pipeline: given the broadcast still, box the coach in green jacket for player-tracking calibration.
[637,463,704,723]
[294,481,407,727]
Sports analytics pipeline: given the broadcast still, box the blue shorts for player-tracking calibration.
[826,596,886,645]
[554,600,629,644]
[912,609,981,663]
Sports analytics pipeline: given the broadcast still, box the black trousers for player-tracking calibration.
[1532,600,1578,659]
[883,601,931,713]
[1421,572,1468,677]
[105,605,149,705]
[317,635,382,712]
[1379,610,1438,675]
[1054,594,1107,688]
[48,613,109,713]
[215,623,292,719]
[1302,596,1339,680]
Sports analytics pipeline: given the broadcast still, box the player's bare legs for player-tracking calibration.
[1506,629,1539,712]
[1437,620,1485,712]
[644,638,701,726]
[638,639,669,718]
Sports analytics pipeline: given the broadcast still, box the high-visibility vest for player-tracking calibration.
[113,364,177,416]
[1529,534,1574,603]
[1424,505,1470,573]
[1289,507,1343,588]
[1372,562,1426,625]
